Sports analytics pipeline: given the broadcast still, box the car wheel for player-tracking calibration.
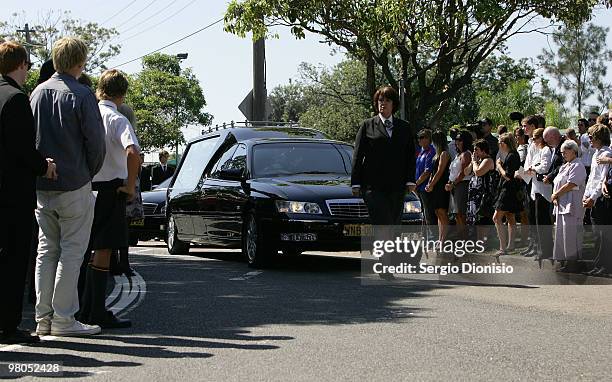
[243,213,274,268]
[167,214,189,255]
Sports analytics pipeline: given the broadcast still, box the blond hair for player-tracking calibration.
[52,37,88,73]
[498,132,517,152]
[96,69,129,100]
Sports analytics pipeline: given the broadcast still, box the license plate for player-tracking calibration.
[343,224,372,237]
[129,219,145,227]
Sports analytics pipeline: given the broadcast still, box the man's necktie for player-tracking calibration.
[384,119,392,130]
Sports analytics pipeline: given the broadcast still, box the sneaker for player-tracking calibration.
[36,319,51,336]
[50,321,101,337]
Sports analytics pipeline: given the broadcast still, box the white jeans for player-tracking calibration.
[35,183,95,325]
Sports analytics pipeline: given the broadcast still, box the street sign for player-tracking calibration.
[238,89,271,121]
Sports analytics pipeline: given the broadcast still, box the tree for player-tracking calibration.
[0,11,120,72]
[268,81,309,122]
[477,79,544,128]
[224,0,597,130]
[538,22,612,115]
[126,53,212,152]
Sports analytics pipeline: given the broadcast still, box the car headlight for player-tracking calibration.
[275,201,322,214]
[403,200,422,214]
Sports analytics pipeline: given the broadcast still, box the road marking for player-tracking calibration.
[230,271,263,281]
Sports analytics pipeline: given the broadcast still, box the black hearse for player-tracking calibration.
[165,123,423,267]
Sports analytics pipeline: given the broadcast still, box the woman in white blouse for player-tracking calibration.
[445,130,473,238]
[526,128,554,260]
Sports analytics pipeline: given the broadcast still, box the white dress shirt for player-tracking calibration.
[379,114,393,137]
[580,133,595,167]
[519,138,540,184]
[530,145,553,202]
[93,100,140,182]
[584,146,612,201]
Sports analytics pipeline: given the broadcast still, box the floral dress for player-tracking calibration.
[467,164,499,225]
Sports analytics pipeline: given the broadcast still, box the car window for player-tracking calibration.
[337,144,353,173]
[252,142,350,178]
[172,136,220,191]
[225,144,247,173]
[152,177,172,190]
[210,144,239,179]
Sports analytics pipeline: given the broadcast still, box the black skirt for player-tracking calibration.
[90,179,128,250]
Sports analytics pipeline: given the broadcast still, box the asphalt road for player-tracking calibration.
[1,242,611,381]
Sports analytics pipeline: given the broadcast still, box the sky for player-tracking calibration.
[4,1,612,147]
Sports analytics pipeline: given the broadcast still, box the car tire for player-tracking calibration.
[167,214,189,255]
[243,212,274,268]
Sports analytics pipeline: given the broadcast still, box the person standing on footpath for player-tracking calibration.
[79,69,140,328]
[351,86,417,279]
[31,37,106,337]
[0,41,57,344]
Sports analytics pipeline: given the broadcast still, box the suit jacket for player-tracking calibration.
[0,75,48,209]
[151,164,175,186]
[351,115,416,192]
[544,138,566,183]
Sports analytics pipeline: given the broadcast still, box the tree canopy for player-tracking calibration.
[225,0,600,129]
[0,11,120,72]
[126,53,212,152]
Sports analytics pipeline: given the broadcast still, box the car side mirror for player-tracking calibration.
[219,168,245,181]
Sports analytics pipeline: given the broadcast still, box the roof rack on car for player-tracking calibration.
[200,120,300,135]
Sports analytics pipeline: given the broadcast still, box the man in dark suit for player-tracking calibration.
[151,150,175,187]
[0,41,56,344]
[351,86,417,279]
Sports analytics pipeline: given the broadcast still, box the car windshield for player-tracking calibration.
[252,142,352,178]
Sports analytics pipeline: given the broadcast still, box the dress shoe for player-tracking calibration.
[0,328,40,344]
[95,311,132,329]
[519,245,534,256]
[584,267,602,276]
[523,249,537,257]
[592,268,611,278]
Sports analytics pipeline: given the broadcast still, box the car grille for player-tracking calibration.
[143,203,158,216]
[326,199,369,218]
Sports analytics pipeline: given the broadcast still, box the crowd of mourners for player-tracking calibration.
[415,114,612,277]
[0,38,148,344]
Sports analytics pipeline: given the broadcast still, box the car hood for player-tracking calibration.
[141,188,167,204]
[249,174,354,200]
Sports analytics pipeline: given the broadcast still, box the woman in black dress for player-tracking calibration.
[493,133,524,258]
[425,130,451,243]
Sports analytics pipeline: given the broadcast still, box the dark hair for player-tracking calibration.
[497,125,508,135]
[536,115,546,129]
[473,139,490,155]
[37,59,55,85]
[417,128,432,141]
[456,130,473,153]
[78,73,93,89]
[431,130,448,160]
[373,86,400,114]
[597,113,609,126]
[522,115,539,128]
[0,41,28,75]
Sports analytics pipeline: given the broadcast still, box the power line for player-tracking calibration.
[117,0,179,35]
[117,0,199,44]
[110,17,223,69]
[100,0,139,26]
[114,0,160,30]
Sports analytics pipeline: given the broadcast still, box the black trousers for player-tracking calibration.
[0,207,35,331]
[363,189,404,225]
[534,193,553,258]
[590,198,612,269]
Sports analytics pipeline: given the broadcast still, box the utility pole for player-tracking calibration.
[16,24,35,62]
[175,53,188,161]
[252,37,267,125]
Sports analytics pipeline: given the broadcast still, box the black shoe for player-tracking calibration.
[0,329,40,344]
[523,249,537,257]
[96,311,132,329]
[520,245,534,256]
[592,268,610,278]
